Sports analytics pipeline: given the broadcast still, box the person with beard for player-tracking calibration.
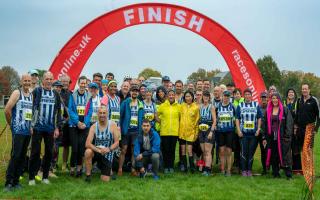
[175,80,184,104]
[118,85,144,176]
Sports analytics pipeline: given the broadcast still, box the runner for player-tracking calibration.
[161,76,171,90]
[134,119,161,180]
[258,91,268,175]
[92,72,104,97]
[232,88,244,171]
[143,87,157,129]
[84,82,108,128]
[29,72,62,185]
[84,106,119,182]
[117,81,130,103]
[174,80,184,104]
[212,86,222,108]
[68,76,89,177]
[195,79,203,91]
[101,79,109,96]
[155,86,167,105]
[118,84,144,176]
[295,83,319,192]
[216,91,236,176]
[157,89,181,173]
[4,74,33,191]
[198,90,216,176]
[28,69,39,92]
[59,74,72,172]
[202,79,211,92]
[264,93,293,179]
[195,90,203,105]
[138,84,147,101]
[107,80,121,127]
[105,72,114,81]
[179,90,200,173]
[236,88,262,177]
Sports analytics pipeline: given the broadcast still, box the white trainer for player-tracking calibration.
[29,180,36,186]
[42,179,50,184]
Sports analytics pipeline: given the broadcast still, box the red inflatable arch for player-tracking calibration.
[49,3,266,101]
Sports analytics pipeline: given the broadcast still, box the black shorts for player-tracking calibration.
[121,131,138,146]
[198,130,214,144]
[179,138,193,145]
[218,131,233,148]
[61,124,70,147]
[93,153,112,176]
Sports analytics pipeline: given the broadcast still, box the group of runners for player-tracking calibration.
[3,69,319,192]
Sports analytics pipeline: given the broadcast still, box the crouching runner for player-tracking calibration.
[134,119,161,180]
[84,106,119,182]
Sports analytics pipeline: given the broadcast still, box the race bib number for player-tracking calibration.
[244,121,255,130]
[77,106,85,116]
[199,124,209,131]
[219,114,231,123]
[61,106,64,116]
[144,113,154,121]
[24,109,32,121]
[130,116,138,127]
[111,111,120,122]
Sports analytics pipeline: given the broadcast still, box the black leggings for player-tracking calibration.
[6,134,30,186]
[161,136,177,169]
[29,130,54,180]
[69,127,88,168]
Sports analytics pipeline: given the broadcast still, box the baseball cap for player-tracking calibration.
[88,82,99,89]
[260,91,268,98]
[28,69,39,75]
[162,76,170,81]
[52,81,63,87]
[101,79,109,85]
[130,84,139,91]
[223,90,231,96]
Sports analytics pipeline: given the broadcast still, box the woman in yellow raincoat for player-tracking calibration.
[179,90,200,173]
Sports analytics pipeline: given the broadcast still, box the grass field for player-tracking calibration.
[0,109,319,199]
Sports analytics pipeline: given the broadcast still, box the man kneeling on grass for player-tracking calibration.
[84,106,119,182]
[134,119,161,180]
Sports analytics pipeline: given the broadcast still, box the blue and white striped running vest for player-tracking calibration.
[238,101,259,134]
[143,101,156,127]
[216,103,235,132]
[74,90,88,121]
[91,95,101,123]
[107,94,120,126]
[95,121,114,162]
[36,89,56,131]
[199,104,213,125]
[11,90,33,135]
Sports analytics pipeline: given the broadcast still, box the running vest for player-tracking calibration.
[74,90,88,122]
[129,104,138,131]
[212,98,221,108]
[35,89,56,131]
[238,101,260,134]
[143,101,156,127]
[199,104,213,132]
[95,121,114,162]
[107,94,120,126]
[216,103,235,132]
[91,95,101,123]
[11,90,33,135]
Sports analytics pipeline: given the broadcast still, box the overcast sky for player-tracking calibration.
[1,0,319,82]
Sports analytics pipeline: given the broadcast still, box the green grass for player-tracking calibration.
[0,108,319,199]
